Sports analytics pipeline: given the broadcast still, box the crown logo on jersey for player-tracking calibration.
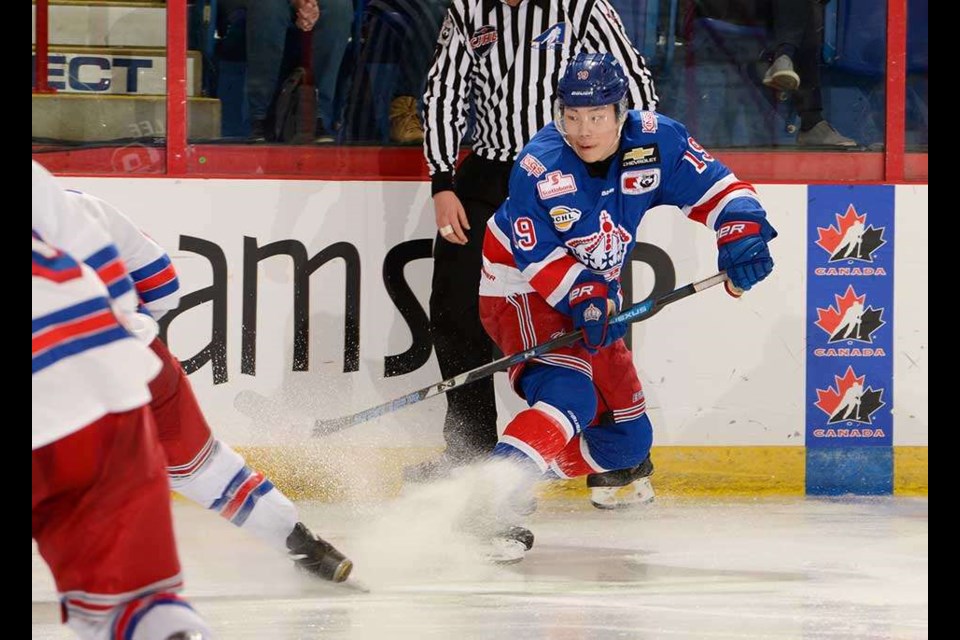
[583,302,603,323]
[565,210,633,277]
[815,285,885,343]
[814,366,885,425]
[815,204,886,263]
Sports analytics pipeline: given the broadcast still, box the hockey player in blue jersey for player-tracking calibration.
[477,52,776,561]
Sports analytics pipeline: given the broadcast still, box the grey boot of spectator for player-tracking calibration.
[763,54,800,92]
[797,121,858,148]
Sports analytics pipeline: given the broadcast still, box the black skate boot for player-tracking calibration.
[586,454,655,510]
[286,522,353,582]
[486,525,535,564]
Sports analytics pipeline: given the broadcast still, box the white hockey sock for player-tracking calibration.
[170,439,299,552]
[117,593,212,640]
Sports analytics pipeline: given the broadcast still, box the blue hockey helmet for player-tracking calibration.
[557,52,629,108]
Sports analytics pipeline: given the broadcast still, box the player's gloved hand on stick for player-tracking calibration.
[569,274,626,353]
[715,215,777,297]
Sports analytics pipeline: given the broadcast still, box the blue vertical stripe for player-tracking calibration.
[806,185,895,495]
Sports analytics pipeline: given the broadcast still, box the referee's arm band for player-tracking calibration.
[431,172,455,196]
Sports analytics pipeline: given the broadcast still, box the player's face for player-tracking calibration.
[562,105,621,163]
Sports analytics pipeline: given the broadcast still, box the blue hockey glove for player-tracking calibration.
[569,275,625,353]
[716,218,776,296]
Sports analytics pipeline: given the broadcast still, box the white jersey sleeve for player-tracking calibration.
[31,161,140,318]
[32,236,162,450]
[65,190,182,320]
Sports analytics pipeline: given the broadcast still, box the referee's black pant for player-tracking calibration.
[429,153,512,463]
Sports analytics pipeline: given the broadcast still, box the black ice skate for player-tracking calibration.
[486,525,535,564]
[586,454,655,510]
[286,522,353,582]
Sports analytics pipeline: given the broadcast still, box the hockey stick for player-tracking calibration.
[313,271,731,437]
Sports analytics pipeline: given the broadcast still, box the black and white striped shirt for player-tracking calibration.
[423,0,659,194]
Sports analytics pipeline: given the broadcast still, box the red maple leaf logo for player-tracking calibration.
[816,204,866,255]
[815,285,866,335]
[814,366,865,416]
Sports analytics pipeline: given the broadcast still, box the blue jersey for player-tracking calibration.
[480,110,768,315]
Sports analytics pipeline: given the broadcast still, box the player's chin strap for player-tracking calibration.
[311,271,733,437]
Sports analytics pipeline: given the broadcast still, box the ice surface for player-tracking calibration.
[32,486,927,640]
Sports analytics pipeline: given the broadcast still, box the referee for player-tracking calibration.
[412,0,659,481]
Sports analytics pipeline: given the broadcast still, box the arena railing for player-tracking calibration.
[32,0,926,184]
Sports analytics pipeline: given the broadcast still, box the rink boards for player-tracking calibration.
[57,178,928,497]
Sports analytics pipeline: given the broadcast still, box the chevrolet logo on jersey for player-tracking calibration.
[622,145,660,168]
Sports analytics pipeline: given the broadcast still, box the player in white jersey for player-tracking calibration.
[475,53,777,561]
[33,234,213,640]
[31,160,353,583]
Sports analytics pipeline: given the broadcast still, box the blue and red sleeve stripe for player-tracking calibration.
[131,256,180,303]
[84,245,136,300]
[32,297,129,374]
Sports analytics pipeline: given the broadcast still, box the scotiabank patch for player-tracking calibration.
[537,171,577,200]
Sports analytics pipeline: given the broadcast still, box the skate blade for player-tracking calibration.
[590,480,655,510]
[483,538,527,565]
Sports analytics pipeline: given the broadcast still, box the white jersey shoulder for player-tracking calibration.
[31,162,142,319]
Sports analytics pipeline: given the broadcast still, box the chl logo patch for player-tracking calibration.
[621,168,660,195]
[814,365,885,425]
[815,204,886,263]
[549,205,582,232]
[815,285,885,344]
[470,25,498,57]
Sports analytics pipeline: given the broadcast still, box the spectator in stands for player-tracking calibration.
[341,0,451,144]
[230,0,352,143]
[760,0,857,147]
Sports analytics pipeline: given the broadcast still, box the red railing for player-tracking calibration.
[166,0,188,174]
[31,0,925,184]
[884,0,907,182]
[33,0,54,94]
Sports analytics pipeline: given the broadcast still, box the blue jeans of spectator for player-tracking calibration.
[341,0,448,142]
[245,0,352,126]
